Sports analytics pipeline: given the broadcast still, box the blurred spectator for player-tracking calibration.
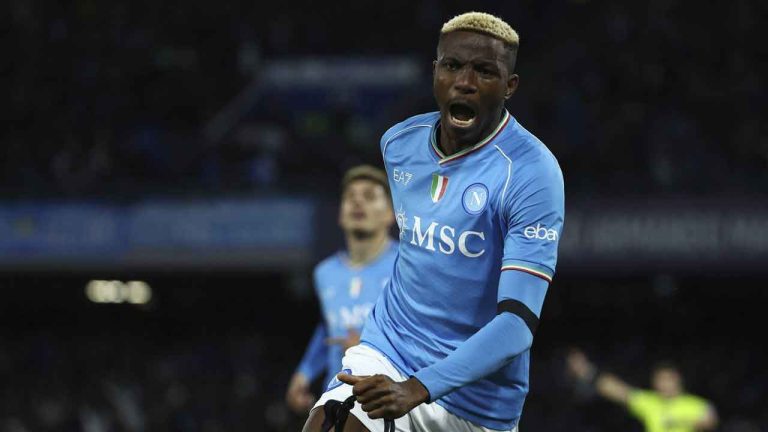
[3,0,766,198]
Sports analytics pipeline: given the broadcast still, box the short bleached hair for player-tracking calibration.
[441,12,519,48]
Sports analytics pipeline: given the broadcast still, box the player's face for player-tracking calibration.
[339,180,394,236]
[433,31,518,145]
[652,368,682,398]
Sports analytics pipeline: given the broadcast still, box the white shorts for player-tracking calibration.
[312,344,517,432]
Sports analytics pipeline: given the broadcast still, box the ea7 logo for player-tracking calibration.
[392,168,413,185]
[524,223,558,241]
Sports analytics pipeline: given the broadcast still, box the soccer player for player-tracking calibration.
[304,11,564,432]
[286,165,397,414]
[566,349,718,432]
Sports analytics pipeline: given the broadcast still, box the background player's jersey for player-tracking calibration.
[361,111,564,429]
[628,390,712,432]
[296,241,397,387]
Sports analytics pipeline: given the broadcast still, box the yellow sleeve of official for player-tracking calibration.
[627,390,656,419]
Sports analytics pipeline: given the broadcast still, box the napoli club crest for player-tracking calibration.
[462,183,489,214]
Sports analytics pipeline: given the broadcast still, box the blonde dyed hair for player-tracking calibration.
[441,12,519,48]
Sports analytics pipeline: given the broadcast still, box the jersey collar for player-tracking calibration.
[430,109,511,165]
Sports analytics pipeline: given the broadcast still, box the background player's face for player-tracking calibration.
[652,367,683,398]
[433,31,518,144]
[338,179,394,237]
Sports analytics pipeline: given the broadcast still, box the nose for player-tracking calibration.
[348,193,365,207]
[453,66,478,94]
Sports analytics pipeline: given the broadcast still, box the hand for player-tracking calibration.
[325,329,361,352]
[286,372,315,414]
[566,348,595,382]
[337,373,429,420]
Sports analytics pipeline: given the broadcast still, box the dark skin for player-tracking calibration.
[301,30,519,431]
[433,30,518,156]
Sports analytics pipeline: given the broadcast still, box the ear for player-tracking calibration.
[505,74,519,100]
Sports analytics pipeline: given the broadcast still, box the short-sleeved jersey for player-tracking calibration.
[628,390,712,432]
[361,110,564,429]
[314,241,398,385]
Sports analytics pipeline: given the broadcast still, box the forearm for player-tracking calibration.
[296,323,329,380]
[595,373,632,404]
[694,407,718,430]
[413,312,533,401]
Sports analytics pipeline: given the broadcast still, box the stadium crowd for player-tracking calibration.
[0,277,766,431]
[5,0,767,198]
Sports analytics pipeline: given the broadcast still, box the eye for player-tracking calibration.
[442,60,460,71]
[477,66,497,77]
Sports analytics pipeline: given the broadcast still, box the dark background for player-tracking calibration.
[3,0,767,431]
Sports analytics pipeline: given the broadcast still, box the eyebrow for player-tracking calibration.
[440,56,500,69]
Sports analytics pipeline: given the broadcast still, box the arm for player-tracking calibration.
[595,373,633,405]
[287,323,328,413]
[565,349,633,405]
[413,153,563,401]
[325,328,361,353]
[414,270,547,400]
[694,404,718,431]
[296,323,329,381]
[339,271,549,419]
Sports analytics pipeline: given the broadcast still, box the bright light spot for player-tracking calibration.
[85,280,153,305]
[126,281,152,304]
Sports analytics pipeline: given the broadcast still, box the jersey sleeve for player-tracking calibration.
[295,323,329,380]
[295,264,331,380]
[627,390,655,420]
[681,395,711,423]
[500,154,564,283]
[380,112,438,161]
[413,271,546,401]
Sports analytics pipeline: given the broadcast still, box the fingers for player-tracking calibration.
[366,403,405,420]
[355,384,390,404]
[336,373,365,385]
[351,374,389,397]
[359,393,393,413]
[366,406,388,419]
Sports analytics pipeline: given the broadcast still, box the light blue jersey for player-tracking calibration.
[361,110,564,429]
[296,241,397,387]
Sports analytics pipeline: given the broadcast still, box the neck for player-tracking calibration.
[439,108,505,156]
[346,231,389,266]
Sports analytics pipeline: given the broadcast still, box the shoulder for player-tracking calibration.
[313,252,344,280]
[381,112,438,152]
[498,118,563,184]
[494,119,563,214]
[679,394,711,409]
[628,389,660,407]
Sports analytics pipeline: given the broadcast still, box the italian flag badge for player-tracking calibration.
[430,173,449,203]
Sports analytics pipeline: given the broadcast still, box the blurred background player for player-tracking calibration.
[566,349,718,432]
[286,165,397,414]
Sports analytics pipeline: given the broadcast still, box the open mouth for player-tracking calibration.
[448,102,477,127]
